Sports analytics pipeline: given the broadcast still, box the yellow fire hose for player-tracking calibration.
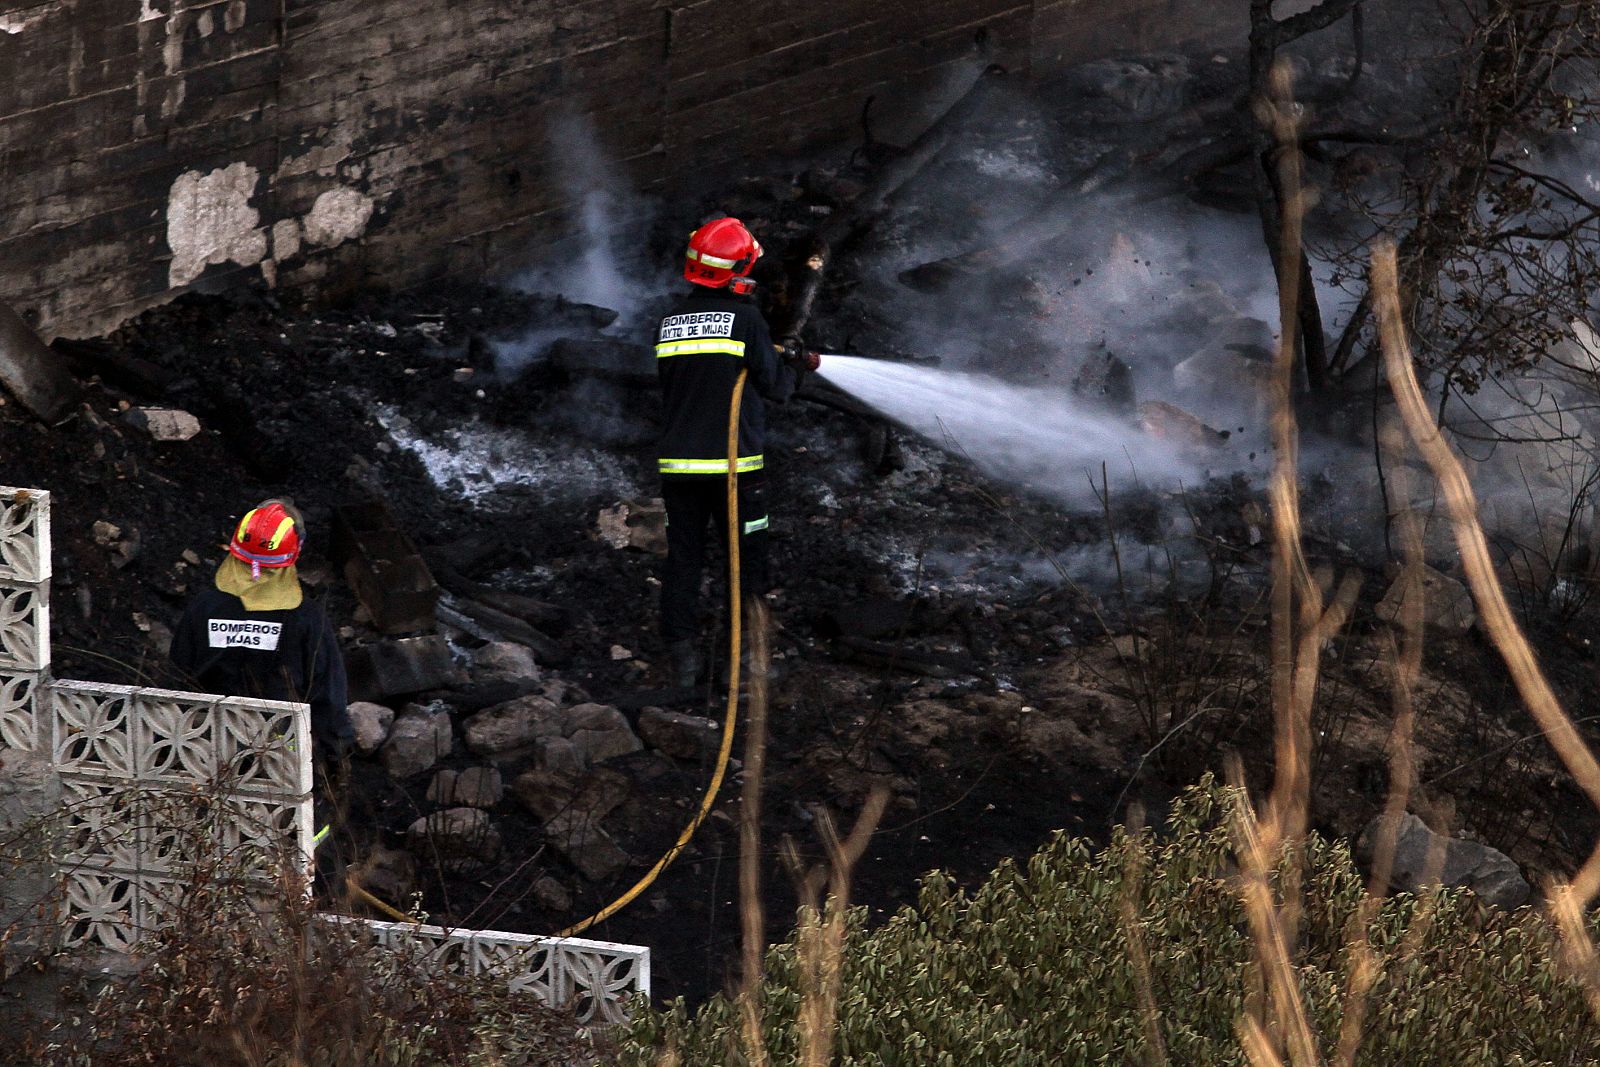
[553,367,749,937]
[343,372,752,939]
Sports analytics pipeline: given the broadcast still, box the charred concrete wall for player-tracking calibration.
[1,0,1237,339]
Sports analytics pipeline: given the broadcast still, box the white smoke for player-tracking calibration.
[495,109,670,379]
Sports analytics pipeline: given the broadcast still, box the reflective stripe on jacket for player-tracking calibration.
[655,288,795,477]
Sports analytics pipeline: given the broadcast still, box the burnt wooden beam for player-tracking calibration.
[50,338,173,400]
[430,560,570,634]
[0,301,80,423]
[831,635,977,679]
[437,592,568,667]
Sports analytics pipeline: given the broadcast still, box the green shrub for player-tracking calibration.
[618,781,1600,1066]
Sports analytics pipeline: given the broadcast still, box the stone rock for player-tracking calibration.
[638,706,721,759]
[347,701,395,756]
[1358,812,1532,910]
[381,705,454,779]
[564,702,643,764]
[462,695,562,755]
[1137,401,1229,451]
[565,702,629,733]
[1172,316,1275,422]
[427,766,504,808]
[514,766,631,824]
[540,677,584,706]
[570,726,643,765]
[531,875,572,911]
[544,813,630,882]
[1071,349,1135,416]
[407,808,502,870]
[535,736,585,776]
[1375,565,1476,638]
[347,636,468,701]
[473,641,540,680]
[348,844,416,906]
[596,499,668,556]
[125,407,202,441]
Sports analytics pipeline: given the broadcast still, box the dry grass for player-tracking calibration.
[1230,59,1600,1064]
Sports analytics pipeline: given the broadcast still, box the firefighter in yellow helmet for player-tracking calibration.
[170,499,353,757]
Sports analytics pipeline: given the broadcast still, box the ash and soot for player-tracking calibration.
[10,1,1600,1061]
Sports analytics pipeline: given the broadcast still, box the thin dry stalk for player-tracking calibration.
[1259,60,1322,852]
[1238,1013,1290,1067]
[1334,417,1424,1067]
[795,789,889,1067]
[738,600,772,1067]
[1230,780,1321,1067]
[1373,237,1600,1001]
[1548,885,1600,1018]
[1118,808,1170,1067]
[1238,61,1354,1067]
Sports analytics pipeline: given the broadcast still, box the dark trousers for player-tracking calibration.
[661,474,769,643]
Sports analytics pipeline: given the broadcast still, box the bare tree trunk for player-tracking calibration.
[1246,0,1363,400]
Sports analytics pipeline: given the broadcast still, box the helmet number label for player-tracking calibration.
[659,312,734,342]
[207,619,283,650]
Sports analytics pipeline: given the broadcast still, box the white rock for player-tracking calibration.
[473,641,539,680]
[406,807,501,869]
[427,766,504,808]
[1376,565,1476,638]
[381,706,453,779]
[128,407,202,441]
[348,701,396,756]
[462,695,562,755]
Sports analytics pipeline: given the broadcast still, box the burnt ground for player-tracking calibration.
[11,72,1600,1007]
[10,270,1600,1008]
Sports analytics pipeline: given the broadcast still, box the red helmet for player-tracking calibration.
[229,502,302,577]
[684,217,762,294]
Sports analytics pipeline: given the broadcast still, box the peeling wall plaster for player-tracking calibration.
[165,163,269,287]
[302,188,375,248]
[271,218,303,262]
[0,10,51,34]
[165,168,375,290]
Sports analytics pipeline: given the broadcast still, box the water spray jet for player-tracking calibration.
[815,354,1222,504]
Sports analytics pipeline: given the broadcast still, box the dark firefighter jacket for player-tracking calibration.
[170,587,353,745]
[656,287,797,476]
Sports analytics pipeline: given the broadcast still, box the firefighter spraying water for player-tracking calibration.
[653,217,819,689]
